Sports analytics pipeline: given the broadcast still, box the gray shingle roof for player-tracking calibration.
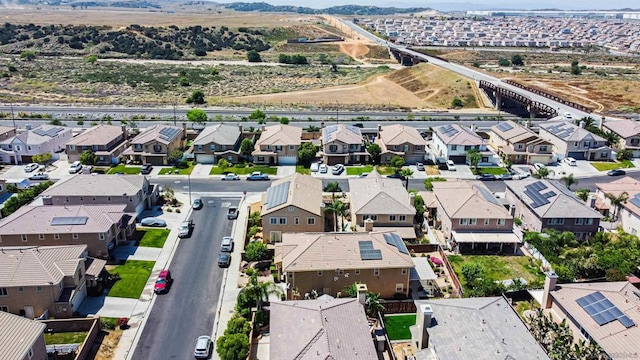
[0,311,46,360]
[0,245,87,287]
[348,171,415,215]
[270,298,378,360]
[192,124,241,146]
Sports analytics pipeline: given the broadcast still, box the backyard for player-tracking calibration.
[138,229,170,248]
[384,314,416,341]
[590,160,634,171]
[209,165,278,175]
[107,260,155,299]
[44,331,88,345]
[447,255,544,288]
[107,164,141,175]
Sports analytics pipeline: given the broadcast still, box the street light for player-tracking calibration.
[173,102,177,126]
[187,173,192,205]
[10,103,16,128]
[335,101,339,124]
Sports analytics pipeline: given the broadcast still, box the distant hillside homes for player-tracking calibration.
[223,2,430,15]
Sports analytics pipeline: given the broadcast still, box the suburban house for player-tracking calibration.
[270,297,379,360]
[411,298,549,360]
[0,205,137,258]
[261,174,324,243]
[275,231,414,299]
[321,124,368,165]
[192,124,242,164]
[505,179,602,240]
[66,125,129,165]
[0,126,17,164]
[40,174,158,217]
[0,125,72,164]
[602,119,640,158]
[252,124,302,165]
[348,171,416,239]
[122,124,185,165]
[431,124,496,164]
[431,180,520,253]
[540,273,639,360]
[0,311,47,360]
[0,245,104,319]
[489,120,553,165]
[538,121,612,161]
[375,124,427,164]
[595,176,640,235]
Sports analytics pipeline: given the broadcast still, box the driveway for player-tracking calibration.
[114,243,162,262]
[78,296,138,318]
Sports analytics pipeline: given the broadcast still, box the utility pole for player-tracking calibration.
[10,103,16,128]
[173,102,177,126]
[188,173,192,205]
[335,101,339,124]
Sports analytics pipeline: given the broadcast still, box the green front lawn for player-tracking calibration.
[138,229,170,248]
[447,255,544,288]
[591,160,635,171]
[107,260,155,299]
[107,164,141,175]
[384,314,416,340]
[158,163,195,175]
[477,167,508,175]
[44,332,88,345]
[209,165,278,175]
[346,165,396,175]
[296,166,310,175]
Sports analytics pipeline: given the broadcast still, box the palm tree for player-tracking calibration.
[466,149,481,174]
[238,273,283,311]
[560,173,578,190]
[534,167,554,179]
[365,292,385,317]
[602,130,620,148]
[324,199,347,232]
[400,168,414,189]
[575,189,590,202]
[605,191,629,221]
[323,181,341,198]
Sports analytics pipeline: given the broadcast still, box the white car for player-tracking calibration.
[534,163,546,171]
[319,164,328,174]
[563,157,577,166]
[446,160,456,171]
[221,173,240,181]
[564,112,573,119]
[310,162,320,173]
[193,335,212,359]
[24,163,39,172]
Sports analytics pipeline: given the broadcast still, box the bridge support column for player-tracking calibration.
[495,93,502,111]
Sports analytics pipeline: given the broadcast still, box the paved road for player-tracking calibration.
[131,196,239,360]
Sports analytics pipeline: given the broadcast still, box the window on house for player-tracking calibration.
[220,145,226,151]
[401,268,407,275]
[395,283,404,292]
[99,233,105,240]
[484,218,490,226]
[266,145,271,151]
[574,142,579,147]
[374,268,380,276]
[289,145,295,150]
[632,139,640,145]
[464,145,471,150]
[497,219,506,226]
[399,215,406,222]
[517,144,524,149]
[404,145,409,152]
[36,286,42,292]
[469,219,477,225]
[354,269,360,275]
[600,152,607,158]
[257,157,264,162]
[548,218,565,225]
[69,145,75,151]
[414,145,422,151]
[307,218,316,225]
[21,234,27,242]
[294,217,300,225]
[583,141,590,148]
[0,305,8,312]
[329,145,337,152]
[390,215,397,221]
[0,288,7,296]
[38,234,44,240]
[276,145,282,152]
[270,218,278,225]
[459,218,468,225]
[73,233,79,239]
[338,269,344,275]
[540,145,548,152]
[451,145,457,150]
[80,197,84,201]
[210,145,215,151]
[279,218,287,225]
[18,287,24,292]
[317,271,323,276]
[54,234,60,240]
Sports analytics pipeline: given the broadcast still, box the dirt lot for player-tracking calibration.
[89,328,123,360]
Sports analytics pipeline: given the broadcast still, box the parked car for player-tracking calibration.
[178,220,194,238]
[192,198,203,210]
[331,164,345,175]
[563,157,577,166]
[607,169,626,176]
[140,217,167,227]
[476,174,497,181]
[500,173,513,180]
[310,162,320,173]
[29,172,49,180]
[24,163,39,173]
[564,112,573,119]
[358,172,370,178]
[193,335,212,359]
[319,164,328,174]
[153,270,173,294]
[221,236,234,252]
[436,161,448,170]
[227,206,238,220]
[222,173,240,181]
[247,172,269,181]
[446,160,456,171]
[514,172,531,180]
[140,163,153,175]
[416,162,425,171]
[68,160,82,174]
[533,163,546,171]
[218,252,231,267]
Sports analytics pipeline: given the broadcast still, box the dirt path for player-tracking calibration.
[527,80,606,112]
[338,42,371,64]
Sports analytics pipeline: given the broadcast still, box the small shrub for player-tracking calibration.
[245,241,269,262]
[175,209,181,213]
[166,208,173,212]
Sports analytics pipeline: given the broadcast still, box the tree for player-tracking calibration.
[600,130,620,148]
[424,177,446,191]
[570,60,582,75]
[248,109,266,121]
[247,50,262,62]
[240,138,253,157]
[323,181,341,195]
[186,90,205,104]
[238,272,282,311]
[168,149,184,164]
[245,241,269,261]
[224,315,251,336]
[575,189,590,202]
[390,155,405,172]
[451,97,464,108]
[217,158,230,170]
[324,199,347,232]
[297,142,318,167]
[305,125,320,133]
[20,51,36,61]
[560,173,578,190]
[400,168,414,189]
[461,262,484,284]
[534,166,551,179]
[32,153,52,166]
[617,148,633,161]
[365,292,385,317]
[85,54,98,64]
[79,150,97,165]
[76,120,84,128]
[511,54,524,66]
[466,149,481,173]
[605,191,629,221]
[186,109,207,125]
[49,119,62,126]
[216,333,249,360]
[498,57,511,67]
[279,117,290,124]
[367,143,381,165]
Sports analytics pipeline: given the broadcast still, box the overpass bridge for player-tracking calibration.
[479,80,558,118]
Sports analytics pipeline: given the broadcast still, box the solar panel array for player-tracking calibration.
[474,185,503,207]
[439,125,459,138]
[496,122,514,132]
[51,216,89,226]
[544,123,575,139]
[264,181,290,210]
[383,233,409,255]
[159,127,181,142]
[629,194,640,209]
[33,127,64,138]
[523,181,557,208]
[323,125,339,143]
[346,125,361,136]
[576,291,636,328]
[359,240,382,260]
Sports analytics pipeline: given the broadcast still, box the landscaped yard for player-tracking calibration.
[447,255,544,288]
[296,166,310,175]
[345,165,396,175]
[477,167,508,175]
[107,164,141,175]
[209,165,277,175]
[158,163,195,175]
[44,331,88,345]
[138,229,170,248]
[384,314,416,340]
[107,260,155,299]
[590,160,634,171]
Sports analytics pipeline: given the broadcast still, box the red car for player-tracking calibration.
[153,270,173,294]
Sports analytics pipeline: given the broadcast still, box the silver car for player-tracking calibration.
[193,335,212,359]
[222,173,240,181]
[140,217,167,227]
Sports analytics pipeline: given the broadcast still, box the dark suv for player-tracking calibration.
[140,163,153,175]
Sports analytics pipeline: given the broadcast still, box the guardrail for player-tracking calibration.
[502,79,592,113]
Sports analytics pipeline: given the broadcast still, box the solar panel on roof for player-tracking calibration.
[159,127,180,141]
[360,249,382,260]
[358,240,374,250]
[51,216,89,226]
[576,291,635,328]
[629,195,640,209]
[265,181,290,210]
[496,122,514,132]
[383,233,409,255]
[34,127,64,137]
[619,315,636,328]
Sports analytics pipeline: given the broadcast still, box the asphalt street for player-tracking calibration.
[131,196,239,360]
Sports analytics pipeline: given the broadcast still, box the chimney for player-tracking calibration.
[238,124,243,133]
[364,218,374,232]
[409,192,416,206]
[357,283,368,305]
[121,125,127,139]
[588,194,596,208]
[182,122,187,139]
[321,121,325,129]
[261,124,266,132]
[579,121,585,129]
[377,124,382,139]
[415,303,433,350]
[470,124,476,133]
[542,271,558,309]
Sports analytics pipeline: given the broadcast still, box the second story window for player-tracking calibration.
[54,234,60,240]
[451,145,457,150]
[69,145,75,151]
[329,145,338,152]
[153,145,162,152]
[484,219,490,226]
[539,145,548,152]
[390,215,397,221]
[73,233,79,239]
[307,218,316,225]
[404,145,409,152]
[497,219,506,226]
[548,218,565,225]
[270,218,278,225]
[38,234,44,240]
[289,145,295,150]
[21,234,27,242]
[134,144,142,150]
[209,145,215,151]
[0,288,7,296]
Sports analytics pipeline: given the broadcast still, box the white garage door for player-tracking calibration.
[196,154,216,164]
[278,156,297,165]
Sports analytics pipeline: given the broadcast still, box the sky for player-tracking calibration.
[213,0,640,11]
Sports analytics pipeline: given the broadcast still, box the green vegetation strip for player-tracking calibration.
[158,163,195,175]
[107,164,141,174]
[447,255,544,287]
[345,165,396,175]
[138,229,170,248]
[590,161,634,171]
[209,165,278,175]
[107,260,155,299]
[295,166,311,175]
[384,314,416,340]
[44,332,88,345]
[477,167,508,175]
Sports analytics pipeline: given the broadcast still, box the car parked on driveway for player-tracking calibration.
[331,164,345,175]
[319,164,328,174]
[500,173,513,180]
[153,269,173,294]
[140,163,153,175]
[140,217,167,227]
[446,160,456,171]
[416,162,425,171]
[178,220,194,238]
[222,173,240,181]
[533,163,546,171]
[310,162,320,173]
[476,174,497,181]
[29,172,49,180]
[218,252,231,267]
[563,157,577,166]
[193,335,212,359]
[24,163,39,172]
[607,169,626,176]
